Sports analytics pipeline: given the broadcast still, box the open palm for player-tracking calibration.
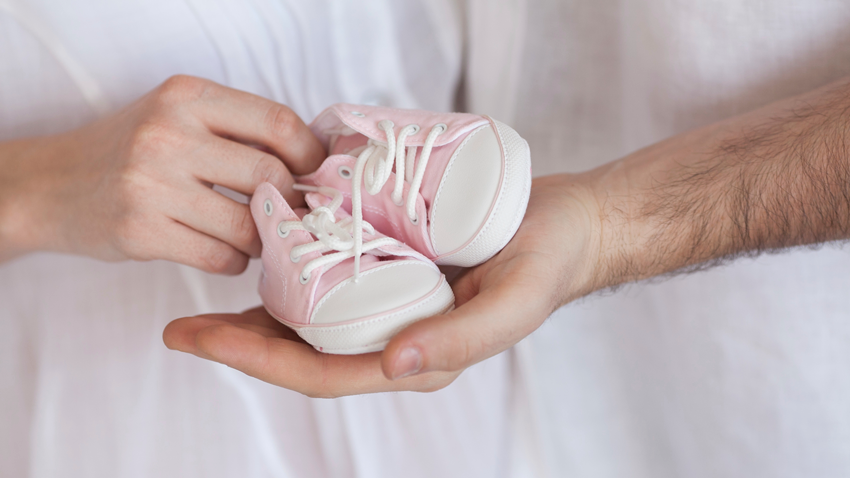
[163,174,599,397]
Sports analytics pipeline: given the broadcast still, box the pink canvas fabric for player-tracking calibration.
[310,103,490,151]
[300,154,436,257]
[303,104,499,261]
[250,182,435,326]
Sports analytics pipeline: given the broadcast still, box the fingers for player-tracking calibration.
[179,79,326,175]
[163,308,460,398]
[447,265,481,307]
[193,137,305,207]
[150,220,249,275]
[162,315,295,358]
[163,316,228,362]
[167,185,262,257]
[196,325,458,397]
[382,262,552,380]
[163,306,303,350]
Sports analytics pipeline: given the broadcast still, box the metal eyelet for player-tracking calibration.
[351,111,366,118]
[299,273,311,284]
[408,124,421,134]
[263,199,273,216]
[290,251,301,263]
[410,215,420,226]
[378,119,394,129]
[434,123,447,133]
[277,222,289,238]
[338,165,353,179]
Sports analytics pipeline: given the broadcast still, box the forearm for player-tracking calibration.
[588,77,850,290]
[0,76,325,273]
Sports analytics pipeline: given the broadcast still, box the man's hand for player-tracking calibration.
[0,75,325,272]
[164,77,850,397]
[162,175,601,396]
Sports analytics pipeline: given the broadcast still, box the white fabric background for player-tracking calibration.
[508,1,850,477]
[0,1,515,477]
[2,0,850,477]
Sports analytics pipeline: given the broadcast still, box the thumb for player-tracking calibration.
[381,272,550,380]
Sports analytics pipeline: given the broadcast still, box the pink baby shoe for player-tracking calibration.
[301,104,531,270]
[251,182,454,355]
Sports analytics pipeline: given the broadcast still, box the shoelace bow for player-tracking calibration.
[279,185,396,283]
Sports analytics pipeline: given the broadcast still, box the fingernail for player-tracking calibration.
[391,347,423,380]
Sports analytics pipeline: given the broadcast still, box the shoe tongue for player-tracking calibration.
[292,207,310,220]
[329,131,369,156]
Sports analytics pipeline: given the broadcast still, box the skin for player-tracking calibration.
[0,75,326,273]
[4,73,849,398]
[163,77,850,398]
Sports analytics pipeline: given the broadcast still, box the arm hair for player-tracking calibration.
[595,79,850,287]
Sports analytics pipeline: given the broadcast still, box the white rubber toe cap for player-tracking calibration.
[294,262,455,355]
[311,261,442,324]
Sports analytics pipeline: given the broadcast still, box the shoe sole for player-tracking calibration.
[432,118,531,267]
[267,277,455,355]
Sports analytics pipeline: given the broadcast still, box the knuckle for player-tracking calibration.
[265,104,298,140]
[203,245,238,274]
[156,75,213,106]
[450,337,480,372]
[115,163,157,209]
[303,355,338,399]
[128,121,183,157]
[128,121,161,154]
[231,207,258,246]
[252,154,289,189]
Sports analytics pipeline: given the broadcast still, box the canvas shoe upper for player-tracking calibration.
[251,182,455,355]
[301,103,532,269]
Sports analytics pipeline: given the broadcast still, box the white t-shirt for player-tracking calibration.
[511,2,850,477]
[0,2,515,477]
[2,0,850,477]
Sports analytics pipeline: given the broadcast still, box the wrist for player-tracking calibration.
[0,137,61,259]
[0,187,33,262]
[583,157,655,292]
[530,173,607,306]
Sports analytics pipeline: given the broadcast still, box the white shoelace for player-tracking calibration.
[280,185,397,283]
[349,120,446,278]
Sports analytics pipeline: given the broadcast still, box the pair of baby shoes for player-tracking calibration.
[251,104,531,354]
